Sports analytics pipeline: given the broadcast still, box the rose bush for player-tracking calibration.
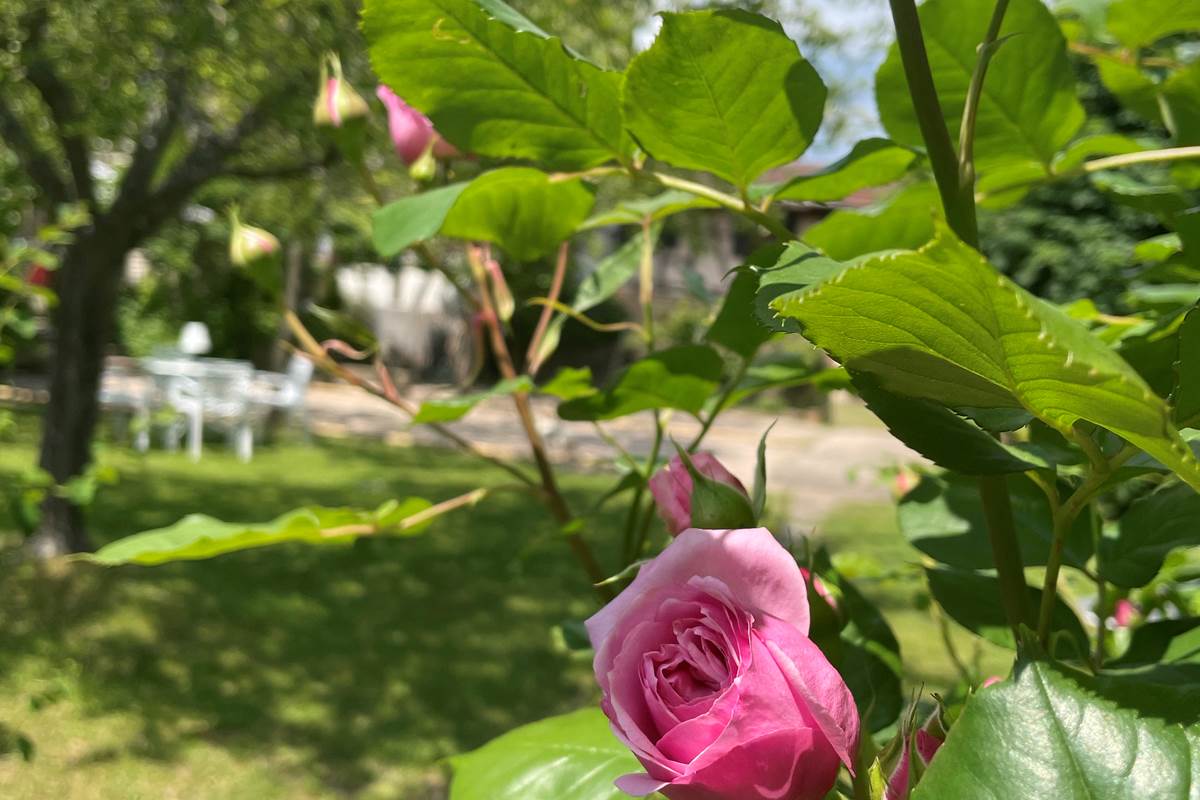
[586,527,859,799]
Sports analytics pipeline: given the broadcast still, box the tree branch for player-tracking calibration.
[21,6,95,208]
[0,95,69,205]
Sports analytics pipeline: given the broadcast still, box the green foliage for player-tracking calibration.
[754,138,920,203]
[364,0,629,169]
[914,661,1200,799]
[704,269,773,360]
[412,377,534,424]
[804,182,940,261]
[622,9,824,188]
[1100,483,1200,588]
[770,229,1200,490]
[372,183,469,257]
[1105,0,1200,50]
[925,567,1087,654]
[557,345,724,421]
[448,708,641,800]
[876,0,1084,179]
[900,473,1092,570]
[85,500,434,566]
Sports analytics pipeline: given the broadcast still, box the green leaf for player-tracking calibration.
[751,422,773,519]
[804,182,940,260]
[926,566,1087,654]
[752,138,920,203]
[770,228,1200,492]
[364,0,628,169]
[1137,234,1184,264]
[1095,59,1164,125]
[1100,483,1200,588]
[448,707,640,800]
[1175,305,1200,425]
[750,242,848,333]
[441,168,595,261]
[558,345,724,421]
[855,376,1046,475]
[913,660,1200,800]
[901,473,1093,570]
[1051,133,1146,174]
[411,377,533,424]
[622,9,825,188]
[810,547,903,732]
[1107,0,1200,49]
[705,268,773,359]
[875,0,1084,178]
[716,363,849,410]
[372,183,469,258]
[1112,618,1200,667]
[538,367,596,401]
[580,190,718,230]
[85,501,434,566]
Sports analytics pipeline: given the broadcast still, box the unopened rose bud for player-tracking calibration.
[1113,598,1138,628]
[313,52,369,129]
[228,209,279,267]
[649,451,751,535]
[376,85,459,167]
[484,257,515,323]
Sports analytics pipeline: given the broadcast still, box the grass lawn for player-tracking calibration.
[0,411,1006,798]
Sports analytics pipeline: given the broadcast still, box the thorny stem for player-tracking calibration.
[284,310,538,488]
[525,242,570,375]
[638,216,656,342]
[687,357,751,453]
[889,0,1031,636]
[1091,505,1107,669]
[468,246,613,600]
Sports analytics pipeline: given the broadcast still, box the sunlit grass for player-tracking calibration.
[0,411,1000,797]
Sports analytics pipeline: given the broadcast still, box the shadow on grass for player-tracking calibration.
[0,431,622,796]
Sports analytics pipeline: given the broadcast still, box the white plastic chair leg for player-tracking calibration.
[235,422,253,463]
[188,410,203,462]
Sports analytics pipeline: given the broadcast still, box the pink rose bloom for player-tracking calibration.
[649,453,748,536]
[586,527,859,799]
[1113,598,1137,628]
[376,85,457,165]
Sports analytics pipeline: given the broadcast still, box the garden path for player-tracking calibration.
[304,381,920,530]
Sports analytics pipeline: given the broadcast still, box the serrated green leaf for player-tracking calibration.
[558,345,724,421]
[85,500,434,566]
[752,138,919,203]
[622,9,825,188]
[412,377,533,424]
[372,183,469,258]
[579,190,718,230]
[705,268,773,359]
[926,566,1088,654]
[750,242,848,333]
[876,0,1084,179]
[913,660,1200,799]
[441,168,594,261]
[1107,0,1200,49]
[1101,483,1200,588]
[901,473,1093,570]
[856,376,1046,475]
[804,182,940,261]
[770,229,1200,492]
[448,708,639,800]
[364,0,629,169]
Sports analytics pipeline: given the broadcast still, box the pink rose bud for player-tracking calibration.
[228,209,279,267]
[649,452,748,536]
[313,52,369,129]
[915,708,945,766]
[1113,598,1137,628]
[376,85,458,166]
[799,567,839,614]
[981,675,1003,689]
[587,527,860,800]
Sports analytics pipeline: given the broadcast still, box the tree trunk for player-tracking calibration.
[30,229,127,556]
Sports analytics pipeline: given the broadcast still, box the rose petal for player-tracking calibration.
[614,772,671,796]
[587,528,811,657]
[759,616,860,772]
